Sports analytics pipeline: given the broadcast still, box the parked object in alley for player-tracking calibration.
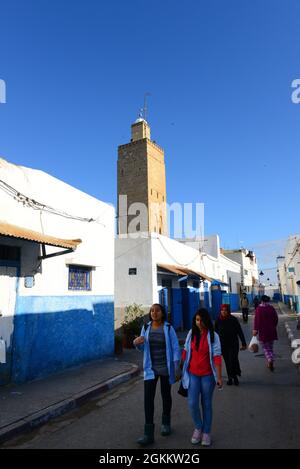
[215,304,247,386]
[134,303,181,446]
[253,295,278,372]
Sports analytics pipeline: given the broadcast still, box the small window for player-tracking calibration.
[193,280,200,289]
[129,268,137,275]
[68,266,92,291]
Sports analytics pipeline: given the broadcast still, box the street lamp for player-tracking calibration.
[259,271,264,297]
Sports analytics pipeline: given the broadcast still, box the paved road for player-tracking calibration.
[3,313,300,449]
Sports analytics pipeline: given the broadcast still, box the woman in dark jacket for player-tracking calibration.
[215,304,247,386]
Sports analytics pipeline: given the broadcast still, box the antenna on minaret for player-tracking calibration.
[142,92,151,121]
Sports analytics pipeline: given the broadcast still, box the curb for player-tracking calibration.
[284,322,300,375]
[0,363,140,445]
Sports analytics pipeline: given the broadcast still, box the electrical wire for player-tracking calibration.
[0,179,107,226]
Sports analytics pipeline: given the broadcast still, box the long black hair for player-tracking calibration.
[192,308,215,350]
[148,303,167,322]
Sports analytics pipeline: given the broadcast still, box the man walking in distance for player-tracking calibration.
[241,293,249,323]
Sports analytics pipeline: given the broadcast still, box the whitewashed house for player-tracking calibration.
[222,248,259,301]
[0,157,114,385]
[115,233,242,330]
[277,235,300,313]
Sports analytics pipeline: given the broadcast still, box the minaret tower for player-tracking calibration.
[117,109,167,236]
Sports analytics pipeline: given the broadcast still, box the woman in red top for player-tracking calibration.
[181,309,222,447]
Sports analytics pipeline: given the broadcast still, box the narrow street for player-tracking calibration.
[3,311,300,449]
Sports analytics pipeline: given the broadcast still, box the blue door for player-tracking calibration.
[159,288,169,312]
[203,282,211,311]
[182,288,200,330]
[211,288,223,320]
[171,288,183,331]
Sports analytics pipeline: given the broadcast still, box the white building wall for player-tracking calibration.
[222,249,258,291]
[115,236,153,328]
[115,233,242,327]
[281,235,300,299]
[219,254,241,293]
[0,158,114,297]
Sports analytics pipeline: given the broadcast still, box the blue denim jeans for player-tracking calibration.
[188,373,215,433]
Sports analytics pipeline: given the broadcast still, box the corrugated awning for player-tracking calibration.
[157,263,187,276]
[0,221,81,250]
[157,263,211,281]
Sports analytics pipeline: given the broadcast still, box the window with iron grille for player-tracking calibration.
[68,266,92,291]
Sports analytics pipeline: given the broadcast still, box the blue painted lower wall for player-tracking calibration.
[12,295,114,384]
[229,293,240,312]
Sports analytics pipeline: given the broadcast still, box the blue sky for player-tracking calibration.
[0,0,299,275]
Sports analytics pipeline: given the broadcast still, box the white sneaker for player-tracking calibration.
[201,433,211,446]
[191,428,202,444]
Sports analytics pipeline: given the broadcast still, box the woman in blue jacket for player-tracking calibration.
[134,303,181,446]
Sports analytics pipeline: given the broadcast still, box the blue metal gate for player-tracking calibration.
[211,288,223,320]
[182,288,200,330]
[159,288,169,312]
[171,288,183,331]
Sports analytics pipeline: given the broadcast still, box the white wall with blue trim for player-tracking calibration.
[0,158,115,385]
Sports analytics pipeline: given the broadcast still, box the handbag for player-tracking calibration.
[177,381,188,397]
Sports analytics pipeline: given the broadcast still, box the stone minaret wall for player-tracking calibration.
[117,120,167,236]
